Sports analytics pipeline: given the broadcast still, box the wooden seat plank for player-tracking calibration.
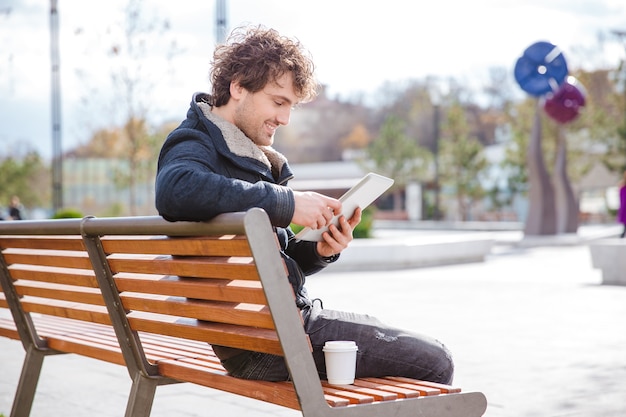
[14,281,104,306]
[139,336,214,359]
[2,249,92,269]
[0,292,8,308]
[20,297,111,326]
[157,358,301,410]
[352,378,421,398]
[127,315,283,355]
[7,265,98,287]
[161,355,228,372]
[114,274,267,304]
[0,318,19,339]
[138,332,216,356]
[384,376,462,393]
[30,315,112,336]
[120,294,274,329]
[0,236,85,251]
[26,316,216,366]
[322,382,398,401]
[46,334,126,365]
[107,255,259,280]
[102,235,252,257]
[27,316,216,364]
[321,393,351,407]
[320,385,375,404]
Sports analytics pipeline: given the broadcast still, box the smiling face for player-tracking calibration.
[230,72,298,147]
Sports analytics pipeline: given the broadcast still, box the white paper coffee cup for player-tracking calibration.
[323,341,358,385]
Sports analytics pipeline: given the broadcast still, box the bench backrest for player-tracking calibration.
[0,219,110,352]
[0,210,319,388]
[81,211,300,375]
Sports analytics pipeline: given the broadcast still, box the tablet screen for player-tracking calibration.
[295,172,394,242]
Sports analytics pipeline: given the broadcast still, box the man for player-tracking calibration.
[155,25,453,384]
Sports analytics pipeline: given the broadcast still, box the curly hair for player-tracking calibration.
[210,25,318,107]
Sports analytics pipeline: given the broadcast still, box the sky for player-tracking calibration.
[1,0,626,160]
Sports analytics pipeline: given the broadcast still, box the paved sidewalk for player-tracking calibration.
[2,231,626,416]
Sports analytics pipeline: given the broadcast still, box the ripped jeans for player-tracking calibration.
[214,300,454,384]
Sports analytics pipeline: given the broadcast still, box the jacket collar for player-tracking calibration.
[197,100,288,179]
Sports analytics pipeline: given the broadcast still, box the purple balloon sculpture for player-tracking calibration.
[514,41,568,97]
[543,76,586,124]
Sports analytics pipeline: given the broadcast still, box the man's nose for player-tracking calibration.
[276,107,291,126]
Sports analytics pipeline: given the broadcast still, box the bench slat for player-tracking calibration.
[2,249,92,270]
[21,297,111,326]
[0,292,8,308]
[138,332,216,357]
[321,385,375,404]
[352,379,421,398]
[7,264,98,287]
[120,294,275,329]
[322,382,398,401]
[65,331,200,364]
[46,334,126,366]
[0,315,19,338]
[14,281,105,306]
[108,255,259,281]
[26,314,111,336]
[114,274,267,304]
[157,358,302,410]
[3,313,217,363]
[128,315,283,355]
[101,236,253,257]
[383,376,462,393]
[0,236,85,251]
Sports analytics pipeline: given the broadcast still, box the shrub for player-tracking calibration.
[51,208,84,219]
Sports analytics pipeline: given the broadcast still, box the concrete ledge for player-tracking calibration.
[589,239,626,285]
[325,235,494,272]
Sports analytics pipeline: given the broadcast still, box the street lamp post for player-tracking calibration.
[433,103,441,221]
[50,0,62,212]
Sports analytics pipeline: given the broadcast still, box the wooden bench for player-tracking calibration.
[0,208,487,417]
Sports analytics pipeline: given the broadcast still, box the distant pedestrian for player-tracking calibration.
[8,195,24,221]
[618,171,626,238]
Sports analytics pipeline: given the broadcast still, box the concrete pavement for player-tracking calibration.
[2,225,626,417]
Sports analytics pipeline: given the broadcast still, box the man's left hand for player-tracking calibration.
[316,207,362,258]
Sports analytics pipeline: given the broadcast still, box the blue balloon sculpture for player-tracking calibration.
[514,41,568,97]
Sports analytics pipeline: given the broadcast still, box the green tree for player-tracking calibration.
[439,102,489,221]
[575,68,626,175]
[0,152,49,215]
[500,98,536,206]
[364,115,432,211]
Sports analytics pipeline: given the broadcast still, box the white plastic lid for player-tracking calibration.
[322,341,358,352]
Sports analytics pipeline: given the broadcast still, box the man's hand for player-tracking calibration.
[292,191,342,230]
[316,207,362,258]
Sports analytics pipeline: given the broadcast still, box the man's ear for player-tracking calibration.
[229,81,245,100]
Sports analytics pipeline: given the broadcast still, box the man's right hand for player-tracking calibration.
[292,191,342,230]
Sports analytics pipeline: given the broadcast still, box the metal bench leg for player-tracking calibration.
[124,372,158,417]
[11,345,45,417]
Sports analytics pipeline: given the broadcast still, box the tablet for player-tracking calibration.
[295,172,394,242]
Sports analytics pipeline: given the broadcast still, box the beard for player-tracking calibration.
[233,96,275,147]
